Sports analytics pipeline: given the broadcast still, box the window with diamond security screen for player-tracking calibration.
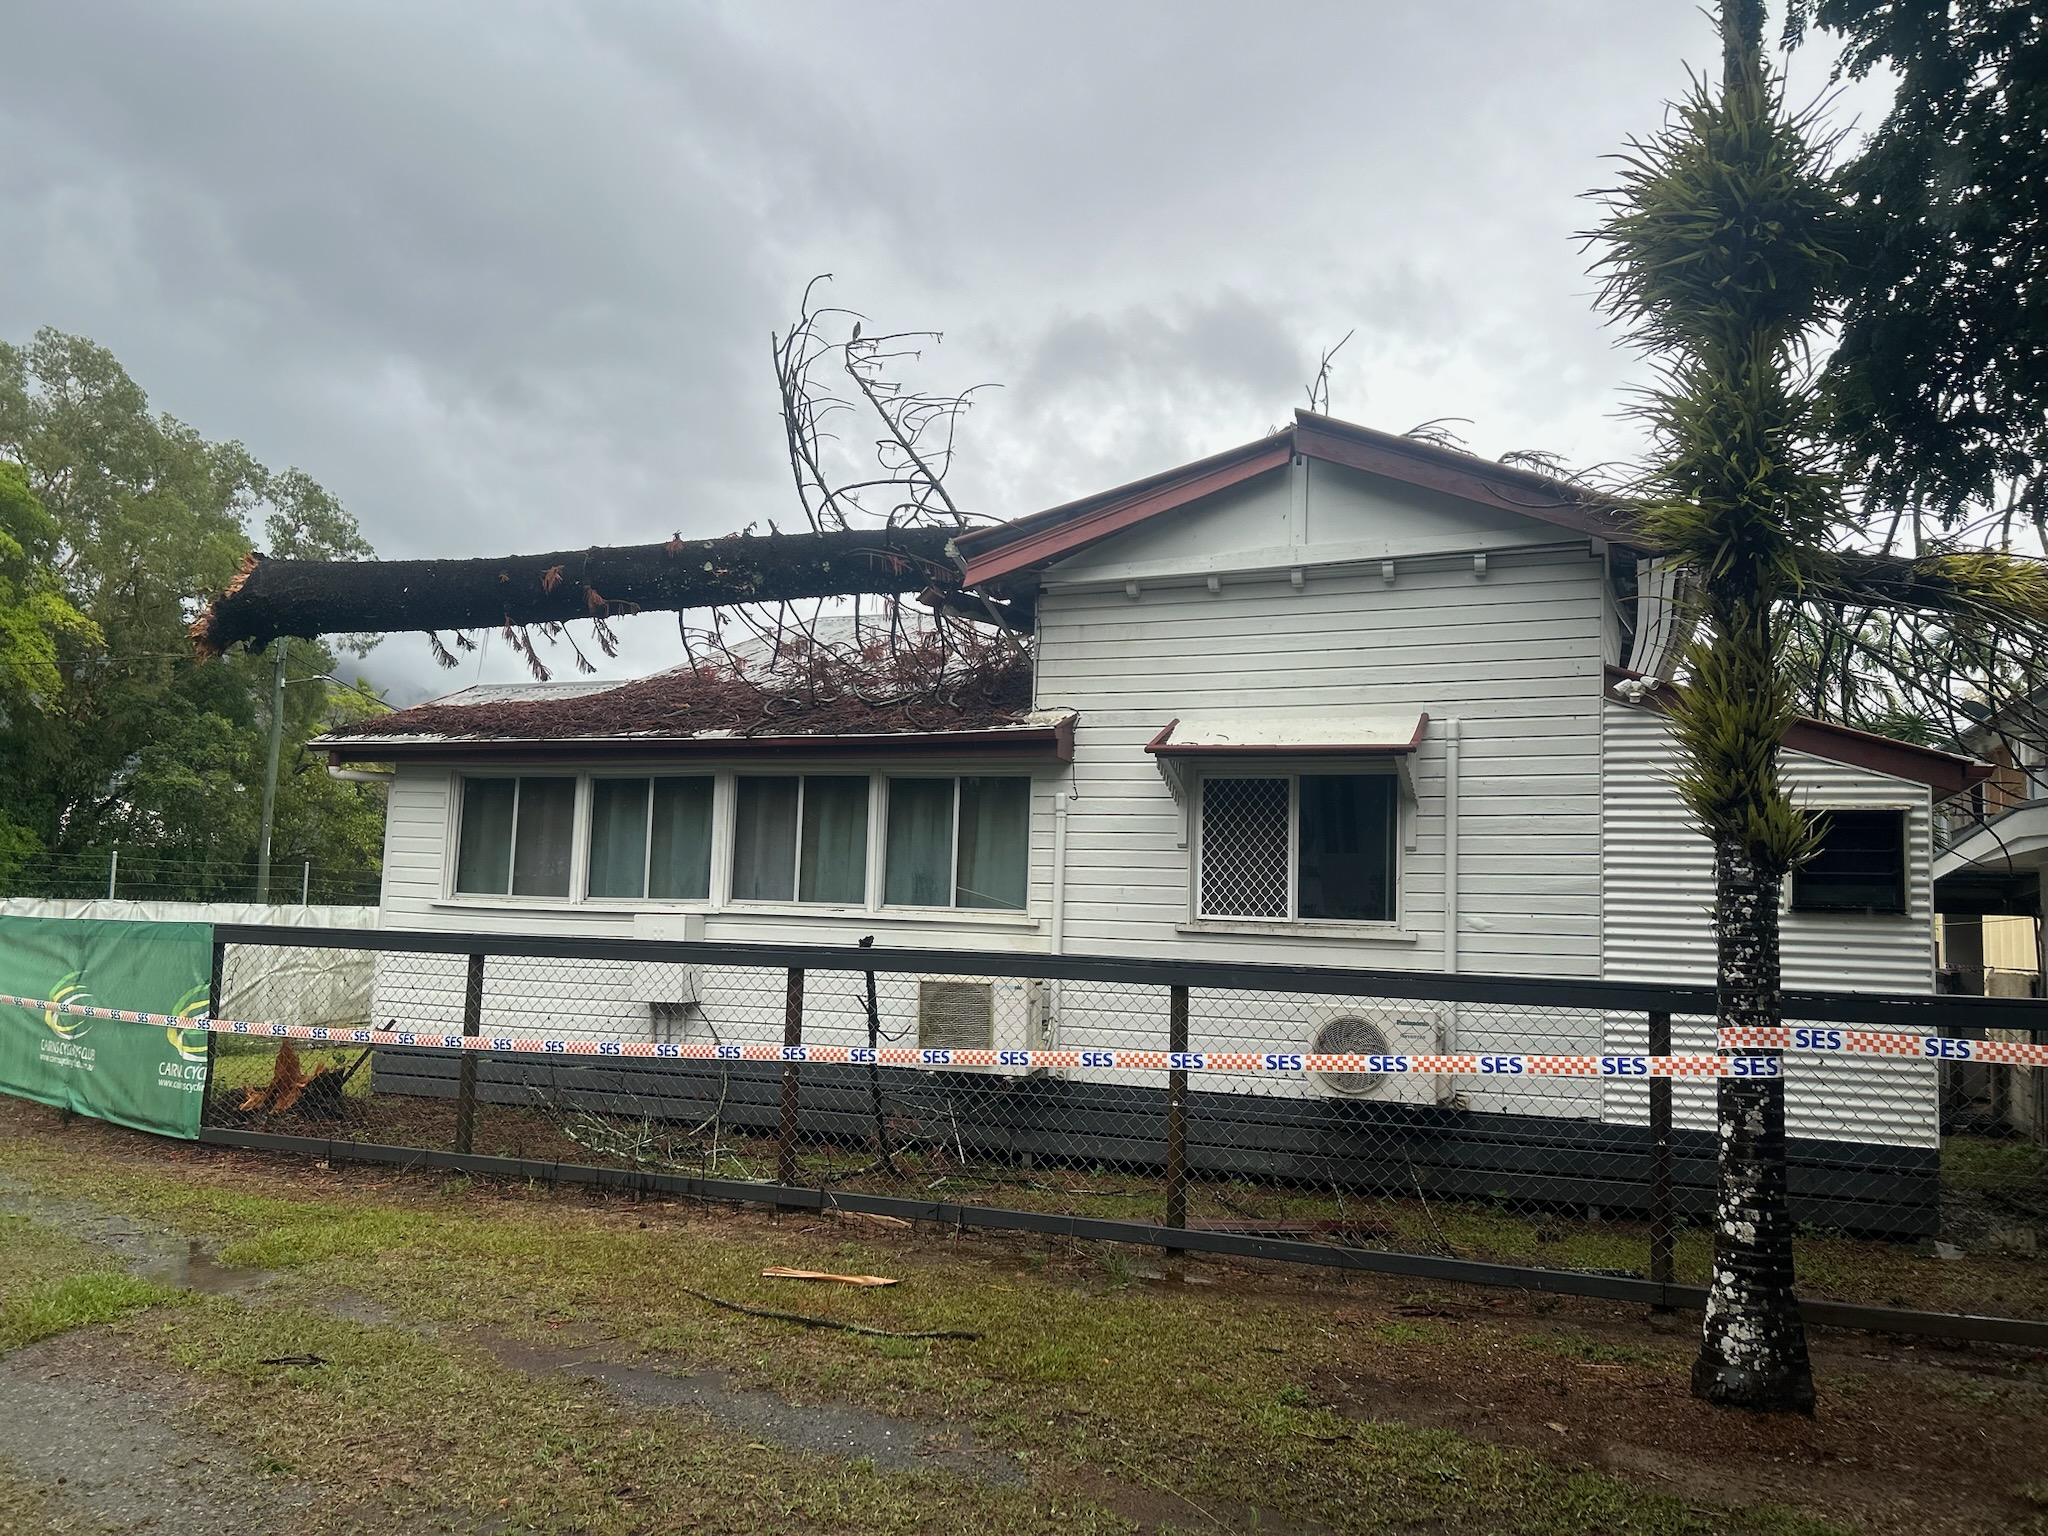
[1200,777,1290,917]
[1792,809,1907,913]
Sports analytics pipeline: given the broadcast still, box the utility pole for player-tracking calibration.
[255,638,287,903]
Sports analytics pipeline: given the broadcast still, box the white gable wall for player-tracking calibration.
[1031,458,1613,1116]
[1035,458,1612,979]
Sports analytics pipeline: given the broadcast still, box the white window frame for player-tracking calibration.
[727,772,876,909]
[582,773,717,905]
[881,775,964,910]
[881,775,1035,912]
[438,764,1039,924]
[448,771,583,902]
[1192,765,1401,926]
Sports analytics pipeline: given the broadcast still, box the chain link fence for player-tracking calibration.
[196,926,2048,1334]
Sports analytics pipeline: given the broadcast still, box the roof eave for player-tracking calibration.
[1602,667,1992,799]
[322,718,1076,765]
[955,413,1638,591]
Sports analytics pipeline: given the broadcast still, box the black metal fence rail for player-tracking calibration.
[205,924,2048,1031]
[195,924,2048,1346]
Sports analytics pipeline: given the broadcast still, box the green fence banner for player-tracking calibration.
[0,917,214,1139]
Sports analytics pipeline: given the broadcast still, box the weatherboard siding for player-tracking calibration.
[1031,546,1613,1117]
[1033,552,1608,974]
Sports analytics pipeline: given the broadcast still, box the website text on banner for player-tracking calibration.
[0,917,214,1138]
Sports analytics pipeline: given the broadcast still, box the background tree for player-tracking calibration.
[0,328,386,902]
[1590,1,2048,1412]
[1771,0,2048,767]
[1794,0,2048,539]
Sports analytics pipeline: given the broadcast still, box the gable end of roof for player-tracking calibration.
[956,410,1635,590]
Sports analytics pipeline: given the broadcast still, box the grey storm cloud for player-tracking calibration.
[0,1,1891,700]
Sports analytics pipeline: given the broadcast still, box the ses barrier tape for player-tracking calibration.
[0,992,1784,1078]
[1720,1024,2048,1068]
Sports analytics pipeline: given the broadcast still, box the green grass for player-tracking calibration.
[206,1037,374,1099]
[1943,1134,2048,1195]
[0,1133,1853,1536]
[0,1211,179,1354]
[0,1464,95,1536]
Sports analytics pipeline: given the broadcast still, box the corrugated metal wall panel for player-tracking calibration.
[1599,701,1940,1147]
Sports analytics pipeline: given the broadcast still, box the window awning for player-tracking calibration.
[1143,711,1428,800]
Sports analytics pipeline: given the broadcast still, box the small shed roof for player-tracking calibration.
[1145,711,1429,757]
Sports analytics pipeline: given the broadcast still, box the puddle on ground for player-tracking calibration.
[0,1181,270,1296]
[469,1330,1023,1483]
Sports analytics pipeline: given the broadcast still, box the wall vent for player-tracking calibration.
[919,980,994,1050]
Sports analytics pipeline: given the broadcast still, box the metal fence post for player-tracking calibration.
[777,967,805,1192]
[453,953,484,1155]
[199,938,226,1129]
[1648,1009,1674,1300]
[1165,984,1190,1248]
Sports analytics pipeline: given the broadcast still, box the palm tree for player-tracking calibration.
[1590,1,2048,1412]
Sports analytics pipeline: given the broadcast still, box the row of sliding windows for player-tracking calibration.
[454,773,1030,911]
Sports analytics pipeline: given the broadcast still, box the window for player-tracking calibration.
[884,776,1030,910]
[455,777,575,897]
[586,777,714,900]
[1793,809,1907,913]
[1199,772,1397,922]
[731,775,869,904]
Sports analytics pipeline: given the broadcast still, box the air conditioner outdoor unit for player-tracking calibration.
[1305,1003,1453,1106]
[916,977,1043,1065]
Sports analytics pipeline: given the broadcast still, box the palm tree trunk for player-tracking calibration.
[1692,838,1815,1412]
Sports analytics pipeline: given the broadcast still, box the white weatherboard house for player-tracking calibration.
[324,411,1987,1210]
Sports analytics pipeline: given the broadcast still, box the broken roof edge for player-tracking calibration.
[957,410,1637,590]
[1602,666,1992,799]
[323,712,1077,765]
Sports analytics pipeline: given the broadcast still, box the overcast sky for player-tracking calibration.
[0,2,1891,702]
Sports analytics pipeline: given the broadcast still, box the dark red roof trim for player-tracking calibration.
[326,719,1073,765]
[1291,415,1622,542]
[1602,667,1991,799]
[960,438,1294,588]
[956,410,1633,589]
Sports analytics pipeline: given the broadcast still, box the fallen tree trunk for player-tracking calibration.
[190,526,967,657]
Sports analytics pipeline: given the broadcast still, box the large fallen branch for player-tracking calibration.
[189,526,967,658]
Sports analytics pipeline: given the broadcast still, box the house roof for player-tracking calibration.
[955,409,1635,591]
[1603,667,1993,800]
[322,656,1075,763]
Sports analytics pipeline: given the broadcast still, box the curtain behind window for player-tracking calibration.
[586,779,649,898]
[455,778,516,895]
[649,777,714,900]
[956,777,1029,910]
[886,778,954,906]
[1297,774,1395,921]
[511,778,576,897]
[732,777,799,901]
[799,776,869,904]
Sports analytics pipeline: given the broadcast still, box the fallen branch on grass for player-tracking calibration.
[761,1266,898,1287]
[675,1286,979,1341]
